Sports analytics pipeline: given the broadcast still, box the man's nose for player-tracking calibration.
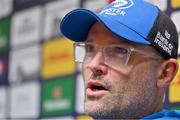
[88,52,108,75]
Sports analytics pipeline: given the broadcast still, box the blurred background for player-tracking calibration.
[0,0,179,119]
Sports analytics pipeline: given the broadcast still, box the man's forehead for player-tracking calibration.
[88,22,109,35]
[87,22,156,52]
[87,22,127,43]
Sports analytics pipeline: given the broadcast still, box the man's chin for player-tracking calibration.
[84,103,103,118]
[85,109,120,119]
[85,110,106,119]
[85,103,132,119]
[84,100,120,119]
[85,104,116,119]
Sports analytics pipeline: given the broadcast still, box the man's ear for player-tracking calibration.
[157,58,179,88]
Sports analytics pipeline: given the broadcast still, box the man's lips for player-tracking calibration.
[86,80,109,97]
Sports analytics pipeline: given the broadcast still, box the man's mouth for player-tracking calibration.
[86,81,109,97]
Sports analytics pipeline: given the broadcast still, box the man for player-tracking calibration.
[60,0,180,119]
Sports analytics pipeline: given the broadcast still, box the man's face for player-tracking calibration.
[82,22,162,119]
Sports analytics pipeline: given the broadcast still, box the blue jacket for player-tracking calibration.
[141,110,180,120]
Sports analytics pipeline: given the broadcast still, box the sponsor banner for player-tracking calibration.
[9,45,41,83]
[179,33,180,55]
[0,18,10,53]
[41,76,75,117]
[13,0,43,11]
[41,38,75,79]
[43,0,79,40]
[169,58,180,103]
[171,11,180,54]
[76,74,85,114]
[145,0,167,11]
[41,0,59,4]
[11,6,42,48]
[40,116,74,120]
[82,0,108,11]
[9,81,40,118]
[0,0,13,18]
[76,115,93,120]
[0,87,7,119]
[171,106,180,110]
[171,0,180,9]
[171,11,180,32]
[0,55,8,85]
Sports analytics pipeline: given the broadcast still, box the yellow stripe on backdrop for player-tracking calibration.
[76,115,93,120]
[169,58,180,102]
[41,37,75,79]
[171,0,180,8]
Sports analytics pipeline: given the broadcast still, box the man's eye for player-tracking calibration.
[114,47,128,54]
[85,44,95,52]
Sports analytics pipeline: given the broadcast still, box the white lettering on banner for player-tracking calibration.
[44,99,70,111]
[0,37,6,47]
[154,31,173,55]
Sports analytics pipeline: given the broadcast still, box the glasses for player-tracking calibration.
[74,42,162,70]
